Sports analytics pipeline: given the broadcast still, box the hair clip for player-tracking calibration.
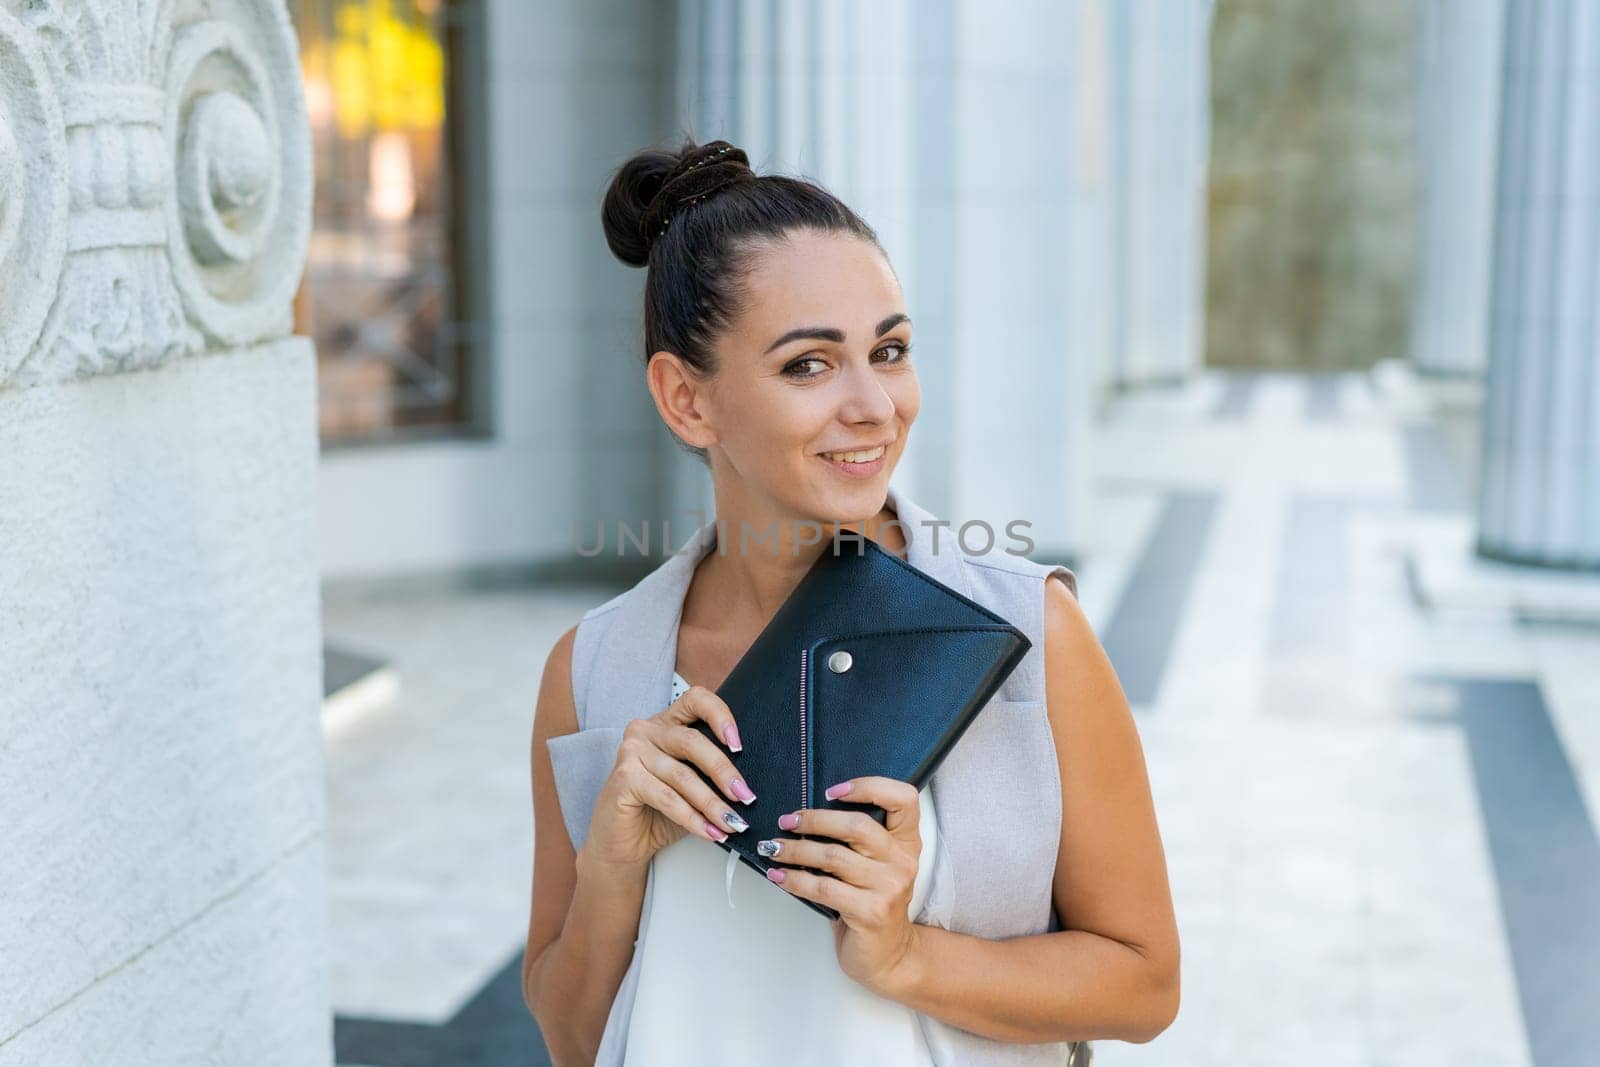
[655,146,740,236]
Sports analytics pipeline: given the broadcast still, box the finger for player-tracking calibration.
[754,834,879,889]
[629,764,734,843]
[778,807,895,859]
[655,721,757,807]
[663,685,744,753]
[765,865,877,923]
[821,776,922,837]
[640,747,753,839]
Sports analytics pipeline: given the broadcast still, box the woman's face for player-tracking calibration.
[660,228,920,526]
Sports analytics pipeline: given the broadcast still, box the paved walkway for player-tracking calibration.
[324,367,1600,1066]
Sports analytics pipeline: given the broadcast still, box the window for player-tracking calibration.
[291,0,484,443]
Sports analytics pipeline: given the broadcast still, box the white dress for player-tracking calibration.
[617,668,940,1065]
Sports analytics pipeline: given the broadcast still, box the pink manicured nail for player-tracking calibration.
[723,724,743,752]
[824,781,853,799]
[778,811,800,830]
[731,778,757,804]
[703,821,729,842]
[766,867,787,883]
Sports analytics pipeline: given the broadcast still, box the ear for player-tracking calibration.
[647,349,718,449]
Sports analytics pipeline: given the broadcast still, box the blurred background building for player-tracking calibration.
[3,1,1597,1065]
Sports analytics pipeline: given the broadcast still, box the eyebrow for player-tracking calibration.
[763,313,911,355]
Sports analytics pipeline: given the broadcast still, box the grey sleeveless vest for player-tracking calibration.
[546,481,1084,1065]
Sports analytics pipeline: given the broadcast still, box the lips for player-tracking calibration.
[818,443,890,463]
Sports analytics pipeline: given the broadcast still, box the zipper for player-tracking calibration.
[799,648,809,810]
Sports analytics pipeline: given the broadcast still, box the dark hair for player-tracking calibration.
[601,136,882,462]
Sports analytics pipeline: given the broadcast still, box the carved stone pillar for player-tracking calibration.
[0,0,310,383]
[0,1,327,1062]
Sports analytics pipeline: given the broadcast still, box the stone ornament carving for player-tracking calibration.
[0,6,69,384]
[0,0,311,389]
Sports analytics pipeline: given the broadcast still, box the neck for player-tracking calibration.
[688,488,907,627]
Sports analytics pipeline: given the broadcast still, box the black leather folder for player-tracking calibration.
[687,530,1032,920]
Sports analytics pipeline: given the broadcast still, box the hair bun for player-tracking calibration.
[638,140,756,247]
[600,139,758,267]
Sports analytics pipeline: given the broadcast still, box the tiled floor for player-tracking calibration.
[323,366,1600,1066]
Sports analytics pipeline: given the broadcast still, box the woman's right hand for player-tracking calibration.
[581,685,757,870]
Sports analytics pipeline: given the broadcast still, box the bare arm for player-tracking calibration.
[521,625,648,1065]
[873,574,1181,1043]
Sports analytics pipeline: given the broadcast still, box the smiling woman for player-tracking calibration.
[609,143,922,526]
[597,138,917,499]
[521,136,1176,1066]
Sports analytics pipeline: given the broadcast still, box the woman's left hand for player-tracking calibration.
[759,775,924,996]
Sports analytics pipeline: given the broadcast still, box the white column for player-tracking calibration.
[1477,0,1600,569]
[940,0,1088,559]
[668,0,921,515]
[0,1,328,1062]
[1105,0,1214,388]
[1072,0,1119,405]
[1409,0,1503,378]
[670,0,1096,560]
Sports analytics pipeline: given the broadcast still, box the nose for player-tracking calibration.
[837,359,897,424]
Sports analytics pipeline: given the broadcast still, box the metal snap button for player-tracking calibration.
[827,650,853,673]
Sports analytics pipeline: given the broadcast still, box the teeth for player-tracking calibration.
[822,445,886,463]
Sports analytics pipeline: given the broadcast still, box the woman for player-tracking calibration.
[522,139,1179,1065]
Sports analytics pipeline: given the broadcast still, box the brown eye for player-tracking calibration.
[783,356,827,378]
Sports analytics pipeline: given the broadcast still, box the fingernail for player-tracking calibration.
[731,778,757,804]
[825,781,853,799]
[757,838,782,858]
[766,867,787,883]
[777,811,800,830]
[722,810,749,833]
[704,820,729,842]
[723,724,743,752]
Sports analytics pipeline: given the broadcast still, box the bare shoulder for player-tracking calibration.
[1040,569,1139,764]
[533,623,581,746]
[1042,570,1114,711]
[1044,569,1087,633]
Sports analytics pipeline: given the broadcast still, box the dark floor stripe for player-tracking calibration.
[1305,372,1343,421]
[1402,424,1471,512]
[1269,496,1352,656]
[1211,372,1257,419]
[1439,676,1600,1067]
[1099,491,1219,708]
[324,643,389,699]
[335,949,552,1067]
